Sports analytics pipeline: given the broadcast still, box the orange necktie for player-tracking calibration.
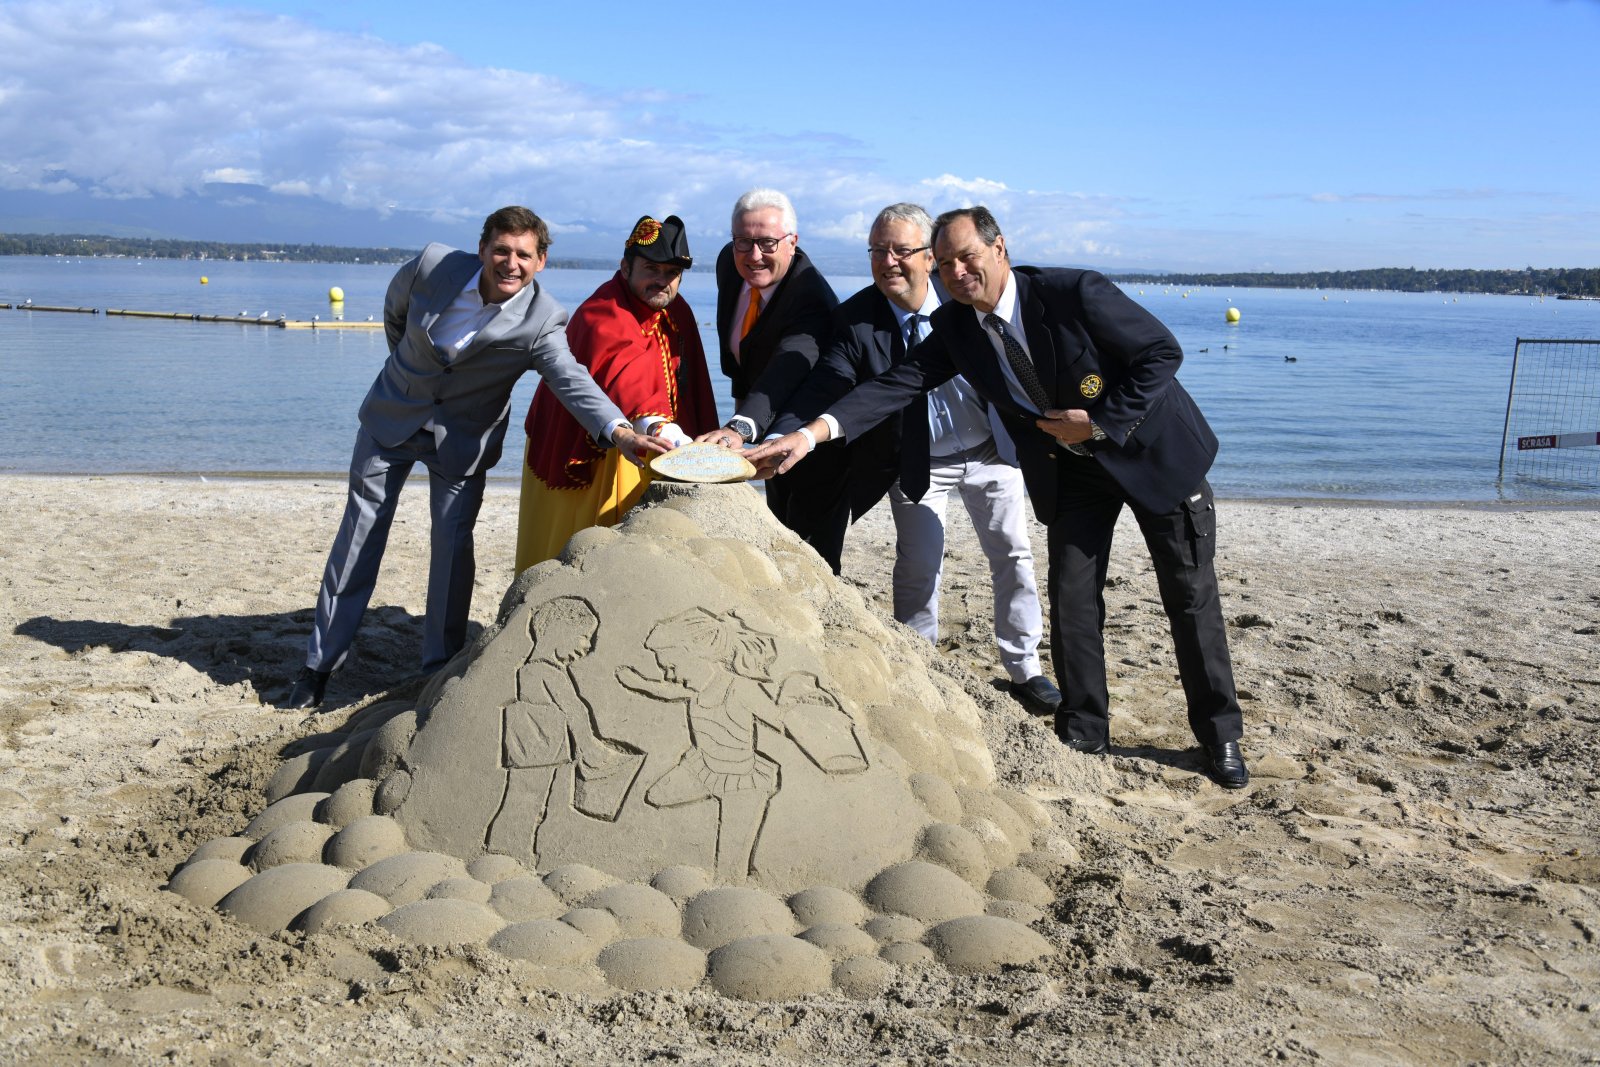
[740,288,762,340]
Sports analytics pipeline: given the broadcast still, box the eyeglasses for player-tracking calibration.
[732,233,794,254]
[867,245,930,261]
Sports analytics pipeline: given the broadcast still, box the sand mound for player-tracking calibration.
[168,482,1057,998]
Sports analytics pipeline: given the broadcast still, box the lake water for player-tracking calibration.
[2,255,1597,502]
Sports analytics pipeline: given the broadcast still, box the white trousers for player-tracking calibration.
[888,441,1044,683]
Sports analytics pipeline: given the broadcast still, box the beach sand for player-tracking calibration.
[1,474,1596,1064]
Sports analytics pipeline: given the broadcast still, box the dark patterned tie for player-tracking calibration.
[904,313,925,350]
[985,313,1050,413]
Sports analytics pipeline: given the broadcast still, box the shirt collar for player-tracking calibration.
[973,269,1020,331]
[887,284,940,333]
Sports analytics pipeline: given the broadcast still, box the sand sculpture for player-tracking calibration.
[167,482,1059,999]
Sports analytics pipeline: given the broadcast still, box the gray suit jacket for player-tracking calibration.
[359,243,625,477]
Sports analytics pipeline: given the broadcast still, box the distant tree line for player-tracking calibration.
[0,233,419,264]
[1109,266,1600,297]
[0,232,644,272]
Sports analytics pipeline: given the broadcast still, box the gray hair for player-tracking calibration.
[732,188,798,235]
[872,202,933,245]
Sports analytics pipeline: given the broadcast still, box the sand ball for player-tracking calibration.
[582,883,680,939]
[596,938,706,992]
[323,815,408,870]
[681,886,795,950]
[707,935,832,1000]
[923,914,1053,974]
[348,852,467,905]
[787,885,866,927]
[489,920,593,966]
[378,898,505,947]
[166,859,252,909]
[863,860,986,923]
[218,863,350,932]
[488,877,565,922]
[650,865,712,900]
[294,888,392,935]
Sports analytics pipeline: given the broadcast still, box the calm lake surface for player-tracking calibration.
[3,255,1596,502]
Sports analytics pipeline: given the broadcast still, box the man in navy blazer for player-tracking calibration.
[748,206,1249,788]
[280,206,666,710]
[697,188,849,572]
[771,203,1053,716]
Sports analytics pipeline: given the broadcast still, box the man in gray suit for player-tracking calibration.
[281,206,667,710]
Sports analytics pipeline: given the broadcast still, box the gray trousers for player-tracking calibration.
[887,440,1044,683]
[305,426,486,675]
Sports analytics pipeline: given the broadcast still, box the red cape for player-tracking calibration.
[525,272,718,488]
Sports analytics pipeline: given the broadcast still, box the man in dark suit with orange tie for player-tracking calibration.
[747,206,1249,788]
[697,188,849,573]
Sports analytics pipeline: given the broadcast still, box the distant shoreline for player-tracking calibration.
[3,234,1597,294]
[2,470,1592,510]
[1108,266,1599,298]
[0,234,627,272]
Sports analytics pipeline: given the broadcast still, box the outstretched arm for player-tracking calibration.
[744,419,834,478]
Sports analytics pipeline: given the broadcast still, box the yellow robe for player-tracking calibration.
[515,442,653,572]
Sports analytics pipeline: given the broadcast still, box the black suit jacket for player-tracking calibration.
[774,284,939,516]
[829,267,1217,522]
[715,244,839,435]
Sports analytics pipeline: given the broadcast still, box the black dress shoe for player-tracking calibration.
[1062,736,1110,756]
[281,667,331,710]
[1205,740,1250,789]
[1010,675,1062,716]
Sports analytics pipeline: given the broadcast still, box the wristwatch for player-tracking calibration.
[1088,421,1108,442]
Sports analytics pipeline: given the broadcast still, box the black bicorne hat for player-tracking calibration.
[624,214,692,268]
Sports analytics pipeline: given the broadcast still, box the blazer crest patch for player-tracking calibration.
[1079,374,1104,399]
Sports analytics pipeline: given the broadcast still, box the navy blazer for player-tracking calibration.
[829,268,1217,521]
[715,244,839,435]
[775,284,1014,517]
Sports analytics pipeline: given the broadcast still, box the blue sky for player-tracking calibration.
[1,0,1596,271]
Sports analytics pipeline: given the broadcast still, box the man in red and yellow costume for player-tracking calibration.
[517,215,718,571]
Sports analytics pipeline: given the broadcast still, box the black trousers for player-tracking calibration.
[765,438,852,575]
[1046,455,1243,749]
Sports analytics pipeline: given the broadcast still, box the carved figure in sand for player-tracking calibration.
[486,596,644,861]
[617,607,868,882]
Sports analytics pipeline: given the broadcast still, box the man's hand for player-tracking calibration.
[743,431,814,479]
[612,425,672,466]
[695,427,747,449]
[1036,408,1094,447]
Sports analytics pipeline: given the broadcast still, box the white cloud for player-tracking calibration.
[9,1,1577,269]
[0,0,1153,261]
[0,0,636,215]
[206,168,263,185]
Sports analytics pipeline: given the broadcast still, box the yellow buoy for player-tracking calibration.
[328,286,345,302]
[1225,307,1241,324]
[200,276,208,285]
